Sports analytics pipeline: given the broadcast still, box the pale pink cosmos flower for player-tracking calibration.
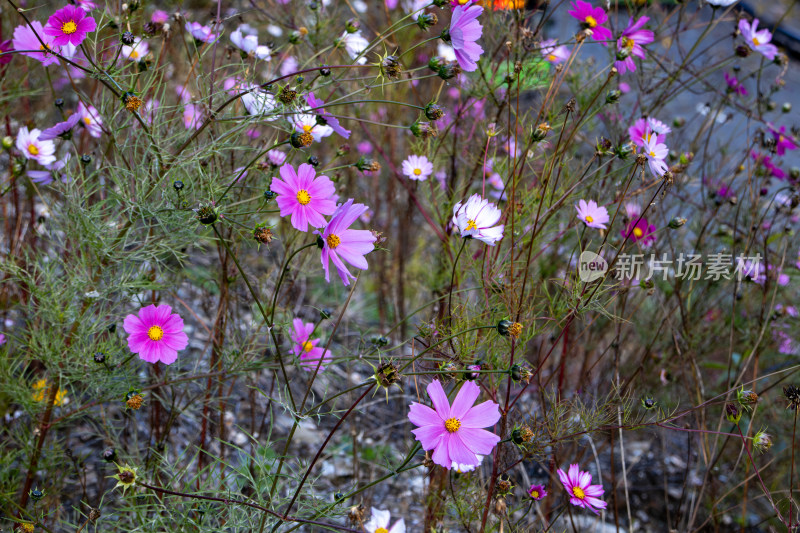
[540,39,570,64]
[270,163,337,232]
[185,22,217,43]
[408,379,500,469]
[183,104,203,130]
[318,199,377,286]
[628,117,667,147]
[44,5,97,47]
[402,155,433,181]
[121,37,148,61]
[16,127,56,166]
[364,508,405,533]
[452,194,504,245]
[575,199,610,229]
[739,18,778,61]
[448,4,484,72]
[12,21,60,66]
[77,101,103,138]
[643,137,668,177]
[123,304,189,365]
[558,464,607,514]
[338,30,368,65]
[306,92,350,139]
[267,149,287,166]
[291,318,333,371]
[151,10,170,24]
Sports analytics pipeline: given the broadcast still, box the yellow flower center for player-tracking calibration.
[585,15,597,28]
[130,50,139,59]
[633,227,643,238]
[530,490,539,498]
[572,486,585,499]
[465,219,478,231]
[413,168,422,176]
[302,341,314,352]
[585,215,594,223]
[326,234,341,249]
[457,0,470,3]
[649,151,656,157]
[779,135,785,142]
[302,124,314,133]
[547,54,557,62]
[147,325,164,341]
[296,189,311,205]
[62,20,78,35]
[376,529,389,533]
[752,37,760,46]
[444,417,461,433]
[28,144,39,156]
[624,37,635,49]
[83,117,92,125]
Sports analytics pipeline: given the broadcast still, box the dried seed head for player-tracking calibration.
[253,226,273,244]
[125,393,144,410]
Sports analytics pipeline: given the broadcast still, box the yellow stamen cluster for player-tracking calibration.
[147,325,164,341]
[444,417,461,433]
[465,219,478,231]
[572,486,586,499]
[508,322,523,338]
[326,234,341,249]
[28,144,39,156]
[585,215,594,223]
[302,341,314,352]
[584,15,597,28]
[61,20,77,35]
[633,227,644,238]
[124,96,143,113]
[296,189,312,205]
[413,168,422,176]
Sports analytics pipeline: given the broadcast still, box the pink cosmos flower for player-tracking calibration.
[39,113,81,140]
[151,10,170,24]
[291,318,333,371]
[44,5,97,47]
[318,199,377,286]
[528,484,547,500]
[364,508,405,533]
[28,154,70,185]
[77,101,103,138]
[615,16,654,74]
[270,163,337,232]
[408,379,500,469]
[567,1,612,44]
[0,333,5,346]
[621,216,656,245]
[74,0,97,11]
[306,92,350,139]
[12,21,60,66]
[123,304,189,365]
[452,194,504,245]
[16,127,56,166]
[771,126,797,156]
[540,39,570,64]
[738,18,778,61]
[558,464,607,514]
[183,104,203,130]
[267,149,287,167]
[448,4,484,72]
[643,137,668,177]
[628,117,668,147]
[185,21,217,43]
[575,199,609,229]
[0,39,11,66]
[402,154,434,181]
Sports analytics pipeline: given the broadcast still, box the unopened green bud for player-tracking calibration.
[668,217,686,229]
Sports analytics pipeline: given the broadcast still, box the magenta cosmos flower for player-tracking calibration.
[123,304,189,365]
[772,126,797,156]
[568,1,612,44]
[44,5,97,47]
[528,484,547,500]
[291,318,333,371]
[615,16,654,74]
[271,163,337,232]
[575,199,609,229]
[447,4,484,72]
[621,216,656,245]
[558,464,607,514]
[402,154,434,181]
[628,117,668,148]
[319,199,377,286]
[738,18,778,61]
[408,379,500,469]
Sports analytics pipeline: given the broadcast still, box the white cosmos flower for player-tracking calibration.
[294,113,333,142]
[364,508,406,533]
[338,30,369,64]
[16,127,56,166]
[121,37,149,61]
[230,25,271,60]
[452,194,504,246]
